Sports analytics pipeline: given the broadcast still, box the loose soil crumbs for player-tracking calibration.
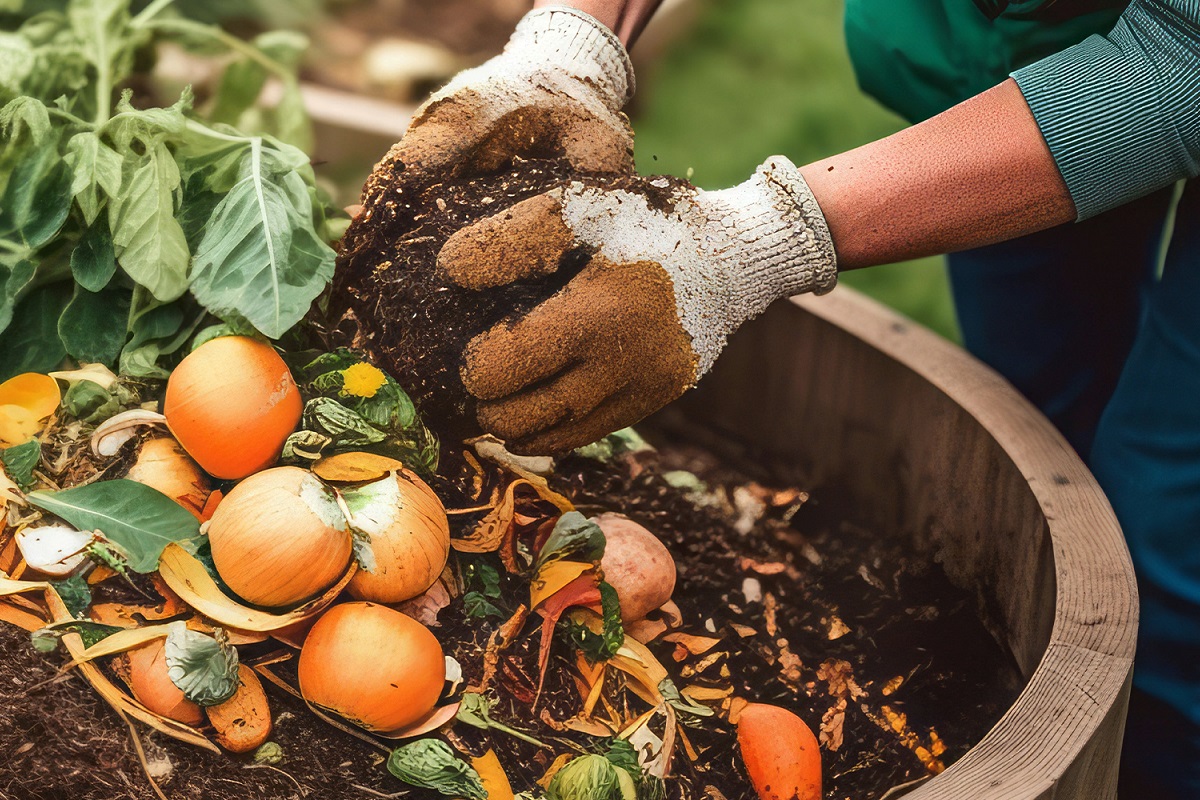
[0,431,1022,800]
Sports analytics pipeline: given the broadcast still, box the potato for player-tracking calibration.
[593,513,676,623]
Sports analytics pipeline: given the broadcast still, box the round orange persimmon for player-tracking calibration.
[737,702,822,800]
[297,602,445,733]
[164,336,302,480]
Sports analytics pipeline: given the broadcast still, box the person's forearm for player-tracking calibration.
[801,79,1075,271]
[533,0,665,47]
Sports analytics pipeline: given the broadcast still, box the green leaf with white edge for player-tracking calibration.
[0,280,71,381]
[164,621,239,707]
[64,131,123,226]
[58,283,129,366]
[69,220,117,292]
[25,479,203,573]
[189,141,335,338]
[108,135,189,303]
[386,739,486,800]
[1,439,40,491]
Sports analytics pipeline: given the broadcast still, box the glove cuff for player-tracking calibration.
[711,156,838,324]
[509,6,636,107]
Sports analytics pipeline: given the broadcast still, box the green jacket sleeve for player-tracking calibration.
[1011,0,1200,221]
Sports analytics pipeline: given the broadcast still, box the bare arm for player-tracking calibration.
[801,79,1075,271]
[533,0,665,47]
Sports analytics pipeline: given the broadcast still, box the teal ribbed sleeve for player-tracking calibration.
[1011,0,1200,221]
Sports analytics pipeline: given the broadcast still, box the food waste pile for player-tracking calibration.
[0,340,1021,800]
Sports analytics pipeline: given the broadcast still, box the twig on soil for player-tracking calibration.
[123,715,171,800]
[352,785,409,798]
[243,763,309,796]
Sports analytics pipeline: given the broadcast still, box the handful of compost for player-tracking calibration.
[330,7,837,456]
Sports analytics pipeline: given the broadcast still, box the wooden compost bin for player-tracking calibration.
[674,290,1139,800]
[309,88,1139,800]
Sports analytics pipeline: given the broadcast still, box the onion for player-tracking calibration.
[593,513,676,623]
[124,437,211,520]
[297,601,444,733]
[164,336,302,480]
[344,468,451,604]
[15,523,93,577]
[207,467,352,608]
[124,639,205,726]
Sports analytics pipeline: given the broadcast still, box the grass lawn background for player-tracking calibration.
[630,0,961,342]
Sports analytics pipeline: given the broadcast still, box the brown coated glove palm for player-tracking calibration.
[439,159,839,455]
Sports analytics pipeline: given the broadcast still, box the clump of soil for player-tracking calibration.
[326,155,680,442]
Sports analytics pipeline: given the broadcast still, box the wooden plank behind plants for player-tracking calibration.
[674,288,1137,799]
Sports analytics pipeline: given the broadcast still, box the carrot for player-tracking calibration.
[205,664,272,753]
[736,702,821,800]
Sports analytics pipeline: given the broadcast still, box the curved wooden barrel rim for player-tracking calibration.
[676,287,1139,800]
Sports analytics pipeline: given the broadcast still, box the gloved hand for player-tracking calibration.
[438,156,839,455]
[384,6,635,178]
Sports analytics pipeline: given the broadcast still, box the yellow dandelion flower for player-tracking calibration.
[341,363,388,398]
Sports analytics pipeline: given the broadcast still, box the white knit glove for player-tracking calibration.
[439,156,838,454]
[386,6,635,177]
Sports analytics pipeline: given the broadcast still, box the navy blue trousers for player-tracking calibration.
[948,182,1200,797]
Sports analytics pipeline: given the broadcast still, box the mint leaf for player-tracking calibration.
[25,478,203,573]
[189,141,334,338]
[59,283,129,366]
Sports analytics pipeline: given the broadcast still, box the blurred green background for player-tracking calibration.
[631,0,961,341]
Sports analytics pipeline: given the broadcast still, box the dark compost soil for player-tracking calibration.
[0,431,1023,800]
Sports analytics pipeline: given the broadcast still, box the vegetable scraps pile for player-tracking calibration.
[0,337,824,800]
[0,3,974,799]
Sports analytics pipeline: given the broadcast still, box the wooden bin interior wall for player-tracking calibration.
[673,290,1137,799]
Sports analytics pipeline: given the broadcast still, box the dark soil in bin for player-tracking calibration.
[0,431,1023,800]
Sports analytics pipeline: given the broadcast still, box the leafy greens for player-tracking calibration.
[0,0,340,382]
